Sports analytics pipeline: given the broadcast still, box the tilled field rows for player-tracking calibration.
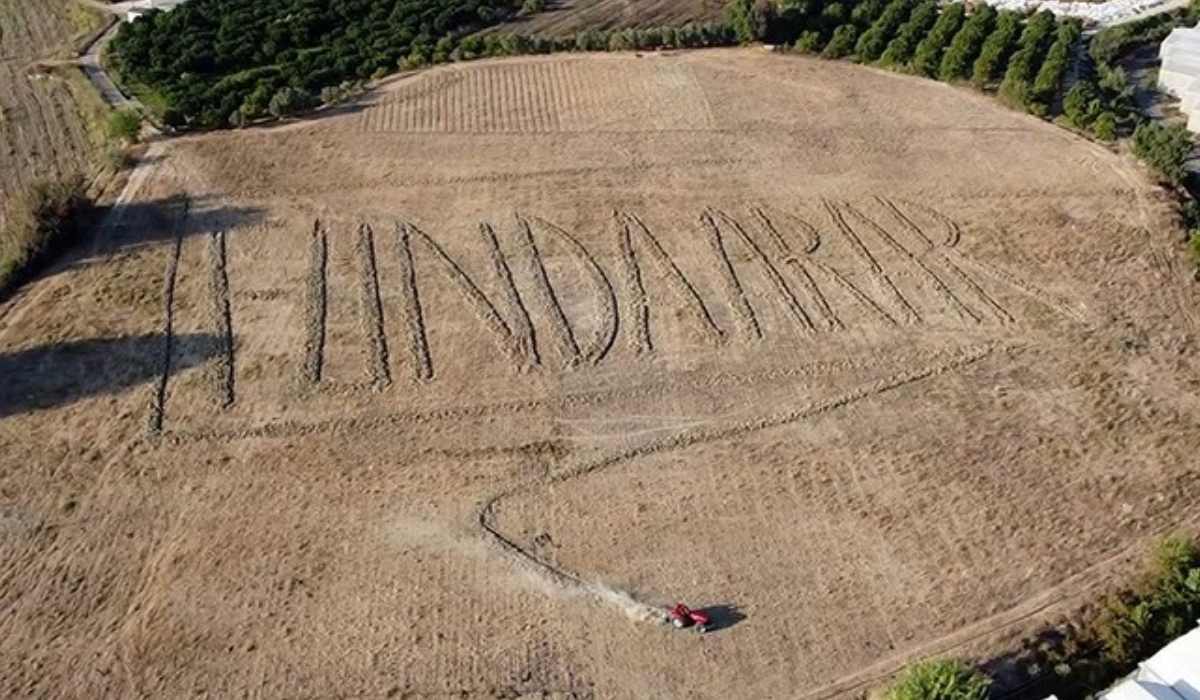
[362,59,715,133]
[0,0,77,60]
[0,62,98,215]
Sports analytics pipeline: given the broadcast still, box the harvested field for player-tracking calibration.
[2,49,1200,699]
[0,0,113,227]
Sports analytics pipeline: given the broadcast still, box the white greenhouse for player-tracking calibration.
[1159,26,1200,131]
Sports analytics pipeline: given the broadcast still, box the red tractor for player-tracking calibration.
[666,603,711,633]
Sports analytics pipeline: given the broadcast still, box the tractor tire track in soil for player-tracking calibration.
[896,197,962,247]
[147,198,189,434]
[529,215,619,365]
[516,214,581,369]
[823,199,922,324]
[702,209,763,343]
[480,221,540,370]
[393,222,434,382]
[163,345,945,443]
[840,202,981,324]
[407,221,527,372]
[750,207,843,331]
[945,250,1088,323]
[876,196,934,249]
[301,221,328,385]
[617,211,725,354]
[711,208,816,334]
[934,251,1017,325]
[355,223,392,390]
[206,229,236,408]
[477,343,998,613]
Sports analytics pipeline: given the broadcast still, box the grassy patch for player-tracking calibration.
[886,660,990,700]
[57,65,113,154]
[66,0,108,37]
[0,175,93,297]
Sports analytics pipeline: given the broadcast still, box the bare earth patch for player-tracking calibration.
[2,49,1200,699]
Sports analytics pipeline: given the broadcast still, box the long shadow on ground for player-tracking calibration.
[0,332,219,418]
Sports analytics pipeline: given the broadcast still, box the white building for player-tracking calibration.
[1159,26,1200,132]
[1098,621,1200,700]
[123,0,189,23]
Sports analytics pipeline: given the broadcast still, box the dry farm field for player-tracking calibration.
[3,49,1200,698]
[0,0,112,225]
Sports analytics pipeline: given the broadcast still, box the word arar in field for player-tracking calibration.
[294,198,1078,384]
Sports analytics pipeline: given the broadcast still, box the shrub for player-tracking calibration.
[1190,231,1200,268]
[106,108,141,144]
[1063,81,1101,128]
[794,30,824,53]
[1093,535,1200,668]
[822,23,859,58]
[727,0,774,42]
[938,5,996,82]
[909,3,965,77]
[575,28,606,51]
[1089,10,1177,66]
[885,659,990,700]
[0,175,91,295]
[851,0,887,28]
[1132,121,1194,186]
[1002,534,1200,697]
[521,0,543,13]
[821,3,848,30]
[267,86,317,118]
[970,10,1021,87]
[1085,111,1113,141]
[996,14,1058,112]
[1030,21,1081,111]
[878,0,937,67]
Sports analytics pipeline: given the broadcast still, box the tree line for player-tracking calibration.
[728,0,1081,117]
[109,0,529,129]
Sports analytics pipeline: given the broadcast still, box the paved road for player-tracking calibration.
[80,23,133,109]
[77,0,189,110]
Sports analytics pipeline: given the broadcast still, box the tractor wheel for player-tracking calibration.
[696,624,709,634]
[671,618,685,629]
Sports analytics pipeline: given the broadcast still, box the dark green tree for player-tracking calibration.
[877,0,936,67]
[970,10,1021,87]
[908,3,964,77]
[1132,122,1194,185]
[822,23,859,58]
[855,0,913,63]
[937,5,995,82]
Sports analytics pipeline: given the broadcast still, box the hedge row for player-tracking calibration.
[779,2,1078,119]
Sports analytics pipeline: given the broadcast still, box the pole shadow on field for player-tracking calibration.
[698,604,746,633]
[0,332,219,418]
[19,194,266,289]
[89,194,265,256]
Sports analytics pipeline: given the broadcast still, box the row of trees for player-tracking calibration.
[757,0,1080,119]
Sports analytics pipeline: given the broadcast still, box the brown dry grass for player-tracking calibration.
[1,49,1199,699]
[0,1,115,230]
